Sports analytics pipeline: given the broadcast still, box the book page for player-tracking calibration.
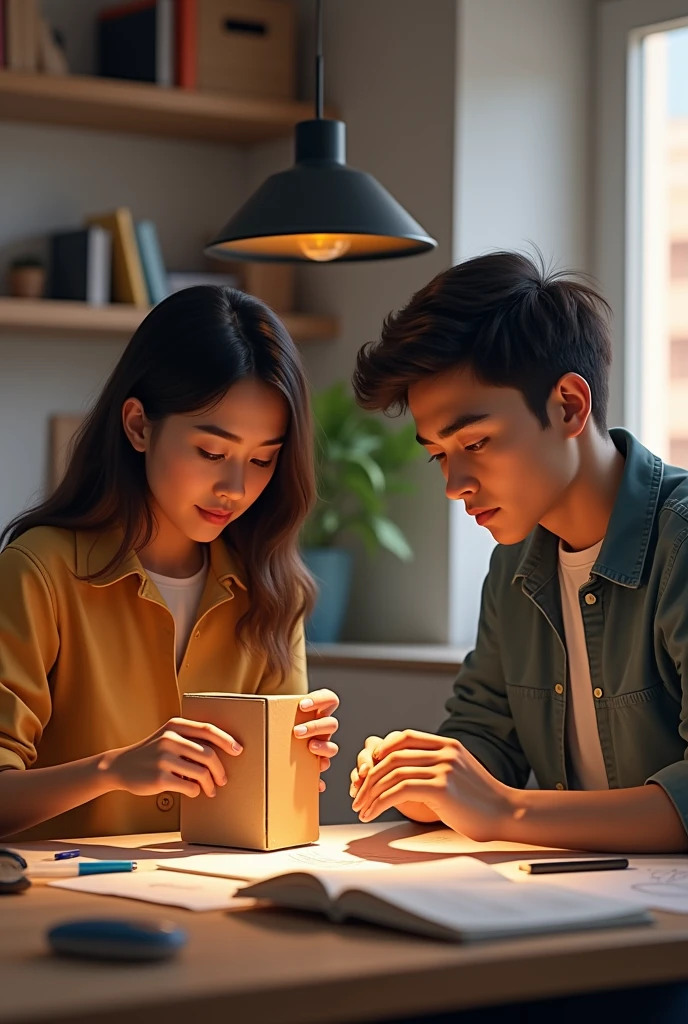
[246,857,650,939]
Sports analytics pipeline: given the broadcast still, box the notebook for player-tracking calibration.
[238,857,652,943]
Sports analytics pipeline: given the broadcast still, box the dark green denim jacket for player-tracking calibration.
[439,429,688,835]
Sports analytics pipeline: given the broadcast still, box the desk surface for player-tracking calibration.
[3,825,688,1024]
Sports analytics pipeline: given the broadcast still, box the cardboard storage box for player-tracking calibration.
[181,692,320,850]
[197,0,296,100]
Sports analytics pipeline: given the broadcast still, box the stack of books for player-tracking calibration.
[49,207,238,308]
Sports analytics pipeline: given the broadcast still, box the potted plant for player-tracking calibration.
[301,382,422,644]
[9,256,46,299]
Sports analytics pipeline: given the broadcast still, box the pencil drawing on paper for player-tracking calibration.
[632,868,688,898]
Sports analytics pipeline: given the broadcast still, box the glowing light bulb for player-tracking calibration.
[297,234,351,262]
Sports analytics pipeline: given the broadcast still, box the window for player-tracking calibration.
[635,25,688,464]
[597,0,688,460]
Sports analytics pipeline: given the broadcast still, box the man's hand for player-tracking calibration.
[350,734,439,822]
[294,689,340,793]
[350,729,512,840]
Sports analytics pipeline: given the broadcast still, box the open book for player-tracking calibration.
[239,857,652,942]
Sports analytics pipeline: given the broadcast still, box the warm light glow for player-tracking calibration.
[297,234,352,262]
[209,233,427,260]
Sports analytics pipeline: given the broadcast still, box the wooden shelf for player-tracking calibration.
[0,70,331,144]
[0,298,338,343]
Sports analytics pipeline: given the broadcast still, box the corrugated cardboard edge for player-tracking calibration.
[266,697,320,849]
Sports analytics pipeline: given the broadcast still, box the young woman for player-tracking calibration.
[0,286,339,841]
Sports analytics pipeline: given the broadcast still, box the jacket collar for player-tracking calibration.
[513,428,664,591]
[76,528,247,592]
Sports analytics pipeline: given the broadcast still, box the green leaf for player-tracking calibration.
[345,451,386,493]
[370,516,414,561]
[342,464,384,514]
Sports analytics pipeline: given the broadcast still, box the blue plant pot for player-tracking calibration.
[302,548,353,644]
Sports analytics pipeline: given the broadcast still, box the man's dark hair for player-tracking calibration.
[353,251,613,431]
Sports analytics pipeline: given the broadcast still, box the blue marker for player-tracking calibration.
[53,849,80,861]
[28,861,137,879]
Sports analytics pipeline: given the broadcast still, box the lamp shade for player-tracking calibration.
[205,120,437,263]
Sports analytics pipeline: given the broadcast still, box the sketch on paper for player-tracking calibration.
[632,868,688,899]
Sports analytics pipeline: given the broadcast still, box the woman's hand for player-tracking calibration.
[294,689,340,792]
[350,729,512,841]
[100,717,242,798]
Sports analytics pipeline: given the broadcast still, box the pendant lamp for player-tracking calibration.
[205,0,437,263]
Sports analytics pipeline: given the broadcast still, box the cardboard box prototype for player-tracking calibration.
[181,692,320,851]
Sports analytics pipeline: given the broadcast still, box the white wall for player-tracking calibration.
[449,0,596,645]
[275,0,458,644]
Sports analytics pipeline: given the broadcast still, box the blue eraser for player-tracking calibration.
[47,918,187,961]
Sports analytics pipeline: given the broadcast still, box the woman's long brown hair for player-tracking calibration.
[1,286,316,680]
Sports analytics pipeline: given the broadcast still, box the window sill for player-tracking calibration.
[306,643,468,673]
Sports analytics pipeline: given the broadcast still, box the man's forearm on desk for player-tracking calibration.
[500,782,688,853]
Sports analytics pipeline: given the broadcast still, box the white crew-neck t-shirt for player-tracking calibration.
[147,548,209,671]
[557,538,609,790]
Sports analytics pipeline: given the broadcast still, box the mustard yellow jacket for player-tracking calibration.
[0,527,307,840]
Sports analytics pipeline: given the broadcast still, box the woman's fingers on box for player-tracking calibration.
[159,733,228,787]
[158,753,217,798]
[300,689,340,716]
[308,738,338,758]
[167,718,243,756]
[293,716,339,740]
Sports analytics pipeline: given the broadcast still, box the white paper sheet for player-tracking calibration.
[158,845,395,881]
[49,870,255,911]
[493,856,688,914]
[155,824,540,882]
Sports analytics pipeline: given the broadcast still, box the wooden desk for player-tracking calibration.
[3,825,688,1024]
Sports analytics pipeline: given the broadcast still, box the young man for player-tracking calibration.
[349,252,688,855]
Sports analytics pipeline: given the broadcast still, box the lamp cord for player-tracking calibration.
[315,0,323,119]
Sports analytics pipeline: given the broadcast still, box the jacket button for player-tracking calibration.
[554,683,564,695]
[593,687,603,699]
[584,593,597,606]
[555,782,565,791]
[156,793,175,812]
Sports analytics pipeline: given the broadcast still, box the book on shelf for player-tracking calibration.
[238,857,653,943]
[49,226,112,306]
[98,0,175,87]
[135,220,167,305]
[5,0,39,72]
[37,17,68,75]
[0,0,5,70]
[87,208,148,307]
[176,0,197,88]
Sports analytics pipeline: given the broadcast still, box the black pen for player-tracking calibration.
[519,857,629,875]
